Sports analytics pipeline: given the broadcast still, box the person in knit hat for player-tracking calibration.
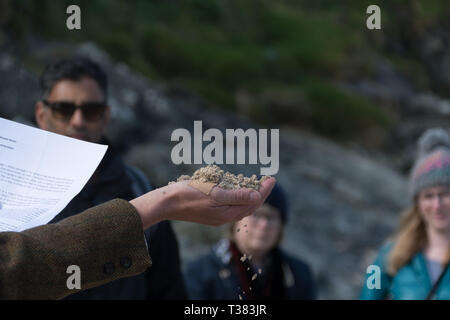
[409,128,450,200]
[184,183,316,300]
[361,128,450,300]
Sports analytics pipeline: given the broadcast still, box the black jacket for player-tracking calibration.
[184,239,316,300]
[49,140,186,299]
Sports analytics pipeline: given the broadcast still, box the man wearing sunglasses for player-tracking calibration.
[34,57,186,300]
[35,60,110,143]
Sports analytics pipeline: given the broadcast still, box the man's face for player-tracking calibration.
[35,76,110,143]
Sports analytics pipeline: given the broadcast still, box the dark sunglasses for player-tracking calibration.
[42,100,107,121]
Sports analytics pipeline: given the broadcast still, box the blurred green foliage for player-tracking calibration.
[0,0,448,142]
[303,80,393,137]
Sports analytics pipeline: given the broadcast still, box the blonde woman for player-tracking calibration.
[361,128,450,300]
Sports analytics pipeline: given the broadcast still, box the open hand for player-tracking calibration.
[131,177,276,229]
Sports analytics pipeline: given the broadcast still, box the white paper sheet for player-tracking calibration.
[0,117,108,231]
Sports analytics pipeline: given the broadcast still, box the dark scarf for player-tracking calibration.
[229,241,287,300]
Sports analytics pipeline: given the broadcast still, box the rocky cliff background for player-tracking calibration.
[1,0,450,299]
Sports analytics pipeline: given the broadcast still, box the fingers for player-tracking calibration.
[210,186,260,205]
[210,177,277,206]
[231,178,277,220]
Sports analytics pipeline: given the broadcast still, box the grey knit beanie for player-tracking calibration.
[408,128,450,200]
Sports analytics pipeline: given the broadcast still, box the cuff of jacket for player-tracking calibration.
[0,198,152,300]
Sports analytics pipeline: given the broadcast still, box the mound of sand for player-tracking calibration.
[169,165,271,191]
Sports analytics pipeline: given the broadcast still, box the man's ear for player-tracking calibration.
[35,101,48,129]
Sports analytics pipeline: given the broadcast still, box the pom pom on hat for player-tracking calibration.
[417,128,450,159]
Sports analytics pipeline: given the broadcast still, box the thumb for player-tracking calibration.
[258,177,276,202]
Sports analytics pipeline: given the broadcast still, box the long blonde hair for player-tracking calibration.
[387,205,427,275]
[387,204,450,275]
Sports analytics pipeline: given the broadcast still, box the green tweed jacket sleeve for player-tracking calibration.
[0,199,152,300]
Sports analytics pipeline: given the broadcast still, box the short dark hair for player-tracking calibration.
[39,56,108,100]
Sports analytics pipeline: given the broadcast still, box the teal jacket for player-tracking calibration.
[360,243,450,300]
